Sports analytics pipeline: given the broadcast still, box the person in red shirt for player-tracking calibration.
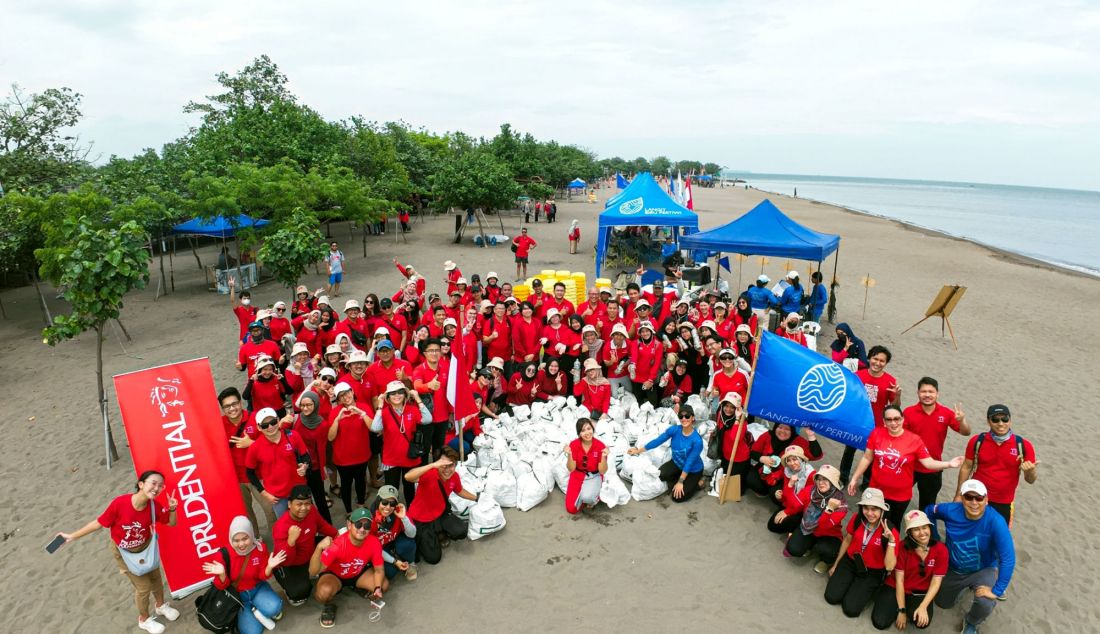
[709,348,748,405]
[202,516,286,634]
[482,301,513,368]
[507,362,541,406]
[510,301,541,368]
[848,405,964,526]
[237,322,282,377]
[842,345,901,488]
[540,282,575,320]
[293,309,325,357]
[574,358,612,418]
[267,301,293,341]
[784,464,848,570]
[766,445,817,536]
[332,299,369,346]
[404,448,478,564]
[327,383,374,514]
[599,299,625,342]
[871,509,949,630]
[955,403,1039,525]
[536,358,569,400]
[713,393,752,493]
[746,423,824,498]
[443,260,462,296]
[526,278,547,314]
[412,339,452,460]
[775,312,808,346]
[600,323,632,394]
[512,227,537,279]
[309,507,385,628]
[246,407,310,521]
[629,321,663,408]
[568,219,581,254]
[658,357,693,404]
[229,277,257,339]
[219,387,270,533]
[577,288,607,326]
[370,381,431,503]
[291,284,317,318]
[58,470,181,633]
[336,349,372,405]
[565,417,607,513]
[483,271,502,304]
[243,356,291,415]
[712,301,734,343]
[284,391,333,524]
[903,376,972,511]
[364,339,413,401]
[272,486,338,605]
[825,488,899,619]
[377,298,409,350]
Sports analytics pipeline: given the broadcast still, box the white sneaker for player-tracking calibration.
[155,603,180,621]
[253,607,277,631]
[138,617,165,634]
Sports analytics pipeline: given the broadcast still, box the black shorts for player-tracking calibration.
[320,568,373,590]
[515,256,529,264]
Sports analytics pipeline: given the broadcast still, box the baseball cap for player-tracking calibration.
[786,270,799,280]
[757,274,770,283]
[959,479,988,498]
[379,298,393,309]
[986,404,1011,419]
[376,485,399,500]
[333,382,353,396]
[349,507,372,523]
[254,407,278,424]
[376,339,395,350]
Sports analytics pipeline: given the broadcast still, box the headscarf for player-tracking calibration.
[301,310,321,331]
[784,458,813,495]
[402,277,419,305]
[229,515,257,555]
[734,331,755,365]
[768,423,799,455]
[800,477,848,535]
[830,322,868,366]
[298,391,323,429]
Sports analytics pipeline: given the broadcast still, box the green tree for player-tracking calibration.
[36,189,151,467]
[256,207,327,301]
[0,84,90,194]
[630,156,652,174]
[525,182,554,200]
[703,162,724,176]
[431,149,520,215]
[650,155,672,176]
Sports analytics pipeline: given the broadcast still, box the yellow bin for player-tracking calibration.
[540,269,557,277]
[556,270,571,279]
[513,283,530,301]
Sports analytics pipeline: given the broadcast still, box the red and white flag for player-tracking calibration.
[684,174,694,210]
[447,323,480,431]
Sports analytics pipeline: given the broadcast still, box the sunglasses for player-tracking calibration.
[353,519,371,530]
[378,499,397,507]
[884,416,904,422]
[719,356,735,361]
[321,377,336,384]
[276,308,286,312]
[962,493,986,502]
[991,415,1010,423]
[257,420,277,430]
[679,413,693,420]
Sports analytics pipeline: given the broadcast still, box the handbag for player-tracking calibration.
[510,242,519,253]
[706,421,725,461]
[195,548,249,633]
[117,502,160,576]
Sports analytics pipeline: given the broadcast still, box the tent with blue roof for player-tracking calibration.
[595,172,699,277]
[171,214,270,238]
[678,199,839,261]
[567,178,587,189]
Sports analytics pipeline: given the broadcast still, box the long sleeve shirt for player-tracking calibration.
[644,425,704,474]
[925,502,1015,596]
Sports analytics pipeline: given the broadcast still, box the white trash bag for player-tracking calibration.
[552,455,571,493]
[630,461,668,501]
[483,469,518,508]
[449,492,477,518]
[468,496,507,541]
[516,471,549,511]
[600,470,631,508]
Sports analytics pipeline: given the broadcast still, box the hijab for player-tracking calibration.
[768,423,799,455]
[734,332,755,364]
[298,391,323,429]
[784,459,813,495]
[830,322,868,366]
[800,478,848,535]
[229,515,257,555]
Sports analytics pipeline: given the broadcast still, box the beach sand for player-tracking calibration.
[1,183,1096,633]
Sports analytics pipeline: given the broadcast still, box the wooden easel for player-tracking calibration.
[900,285,967,350]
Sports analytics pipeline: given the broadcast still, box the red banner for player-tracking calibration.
[114,358,244,597]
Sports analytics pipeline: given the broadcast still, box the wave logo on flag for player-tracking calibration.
[618,197,644,215]
[747,331,874,448]
[796,363,847,412]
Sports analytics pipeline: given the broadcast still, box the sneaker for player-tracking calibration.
[813,561,829,575]
[405,564,418,582]
[289,598,307,607]
[138,617,165,634]
[252,607,276,631]
[154,604,180,621]
[961,621,978,634]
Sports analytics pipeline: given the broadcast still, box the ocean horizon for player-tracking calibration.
[722,172,1100,276]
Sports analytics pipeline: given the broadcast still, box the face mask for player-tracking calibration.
[241,298,251,306]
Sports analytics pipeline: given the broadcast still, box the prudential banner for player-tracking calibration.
[747,332,875,449]
[114,358,244,597]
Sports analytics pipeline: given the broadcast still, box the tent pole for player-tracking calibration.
[828,246,840,324]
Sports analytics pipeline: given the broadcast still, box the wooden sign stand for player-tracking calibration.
[900,285,967,350]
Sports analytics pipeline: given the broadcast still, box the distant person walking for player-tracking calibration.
[512,227,537,280]
[325,242,346,298]
[568,220,581,254]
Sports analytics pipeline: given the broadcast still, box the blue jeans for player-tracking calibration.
[811,307,824,322]
[238,581,283,634]
[383,534,418,579]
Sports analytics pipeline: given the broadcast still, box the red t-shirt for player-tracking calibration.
[599,341,631,378]
[233,305,258,339]
[865,427,930,502]
[328,405,373,466]
[319,532,384,580]
[845,515,900,570]
[222,411,257,484]
[238,339,281,376]
[97,494,170,550]
[378,404,423,468]
[965,433,1037,504]
[273,506,338,567]
[712,370,748,404]
[291,416,330,474]
[366,359,414,400]
[569,438,606,474]
[513,235,537,258]
[482,316,513,361]
[413,362,451,422]
[269,317,292,342]
[245,431,308,498]
[630,338,663,382]
[886,542,949,593]
[335,371,372,406]
[720,419,752,463]
[903,403,961,473]
[573,380,611,414]
[857,369,899,427]
[407,468,462,524]
[215,541,271,592]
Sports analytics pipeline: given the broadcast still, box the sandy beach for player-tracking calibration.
[2,183,1097,633]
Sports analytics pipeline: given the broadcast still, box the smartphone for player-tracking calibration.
[45,534,66,554]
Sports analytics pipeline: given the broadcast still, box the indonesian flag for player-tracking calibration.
[684,174,694,210]
[447,322,480,427]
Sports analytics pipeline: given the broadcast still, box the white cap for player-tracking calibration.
[344,299,360,311]
[786,270,799,280]
[455,277,468,285]
[333,382,353,396]
[480,300,493,309]
[757,275,770,284]
[701,320,717,330]
[545,308,560,319]
[611,323,629,337]
[443,318,457,328]
[374,326,390,335]
[486,271,498,280]
[635,298,651,308]
[385,380,407,394]
[319,367,337,378]
[960,479,988,497]
[317,295,331,306]
[255,407,278,423]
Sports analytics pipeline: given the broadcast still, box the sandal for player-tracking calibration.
[329,484,341,496]
[325,497,334,508]
[320,604,337,629]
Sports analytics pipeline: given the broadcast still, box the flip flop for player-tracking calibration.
[320,604,337,628]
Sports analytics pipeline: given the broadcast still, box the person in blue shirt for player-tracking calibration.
[775,270,804,315]
[628,404,705,503]
[925,479,1015,634]
[808,271,828,322]
[745,275,776,311]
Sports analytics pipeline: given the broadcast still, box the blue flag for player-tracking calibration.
[719,256,731,272]
[616,172,629,189]
[747,331,874,449]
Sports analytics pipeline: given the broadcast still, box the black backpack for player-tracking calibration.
[195,548,247,633]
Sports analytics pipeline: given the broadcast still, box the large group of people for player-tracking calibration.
[57,253,1038,634]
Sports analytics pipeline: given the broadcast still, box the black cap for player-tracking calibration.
[380,298,393,308]
[986,404,1011,419]
[289,485,313,501]
[531,278,542,287]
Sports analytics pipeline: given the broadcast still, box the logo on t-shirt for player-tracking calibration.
[875,446,906,473]
[864,384,880,404]
[338,559,365,577]
[119,522,148,549]
[797,363,847,413]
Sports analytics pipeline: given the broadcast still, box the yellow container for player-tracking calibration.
[556,270,571,279]
[595,277,612,287]
[540,269,556,277]
[570,272,588,293]
[513,283,530,301]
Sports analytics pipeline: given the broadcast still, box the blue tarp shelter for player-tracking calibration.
[567,178,587,189]
[678,199,839,261]
[171,214,270,238]
[595,172,699,277]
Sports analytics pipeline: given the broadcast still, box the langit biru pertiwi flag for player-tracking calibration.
[746,331,874,449]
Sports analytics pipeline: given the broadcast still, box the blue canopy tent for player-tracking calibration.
[171,214,269,238]
[171,214,271,293]
[567,178,587,189]
[595,172,699,277]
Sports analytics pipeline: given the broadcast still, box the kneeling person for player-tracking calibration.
[272,486,338,606]
[310,508,385,629]
[368,486,419,582]
[405,447,478,565]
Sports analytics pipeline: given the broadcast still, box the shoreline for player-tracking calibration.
[748,186,1100,281]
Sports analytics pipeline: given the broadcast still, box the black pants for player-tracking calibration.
[384,466,416,506]
[745,469,781,500]
[785,531,841,562]
[989,502,1012,525]
[913,470,942,512]
[415,513,468,565]
[718,459,751,495]
[657,460,702,503]
[767,510,803,534]
[273,563,311,602]
[426,420,449,463]
[632,381,660,408]
[884,497,909,528]
[824,556,886,618]
[840,446,870,487]
[335,462,368,513]
[305,468,333,524]
[871,585,934,630]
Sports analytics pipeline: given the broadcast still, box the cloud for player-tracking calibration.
[2,0,1097,188]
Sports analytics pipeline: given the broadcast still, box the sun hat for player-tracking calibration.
[344,299,360,311]
[700,320,717,331]
[782,445,808,461]
[254,356,275,371]
[487,357,505,370]
[735,324,753,335]
[545,308,560,320]
[444,261,457,271]
[291,342,309,357]
[583,358,601,371]
[960,479,988,498]
[255,309,272,320]
[296,285,309,294]
[581,324,598,335]
[333,382,353,396]
[611,323,628,337]
[720,392,742,408]
[486,271,498,281]
[480,299,493,309]
[374,327,390,336]
[903,509,933,532]
[273,300,287,310]
[638,321,655,332]
[385,380,407,394]
[325,344,342,356]
[814,464,843,490]
[316,295,331,306]
[346,350,369,364]
[858,487,890,511]
[455,277,468,286]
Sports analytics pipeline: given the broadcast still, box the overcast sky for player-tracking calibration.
[4,0,1099,190]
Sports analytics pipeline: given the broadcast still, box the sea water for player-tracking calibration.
[728,173,1100,276]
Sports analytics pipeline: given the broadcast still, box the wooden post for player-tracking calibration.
[718,321,764,504]
[169,235,176,292]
